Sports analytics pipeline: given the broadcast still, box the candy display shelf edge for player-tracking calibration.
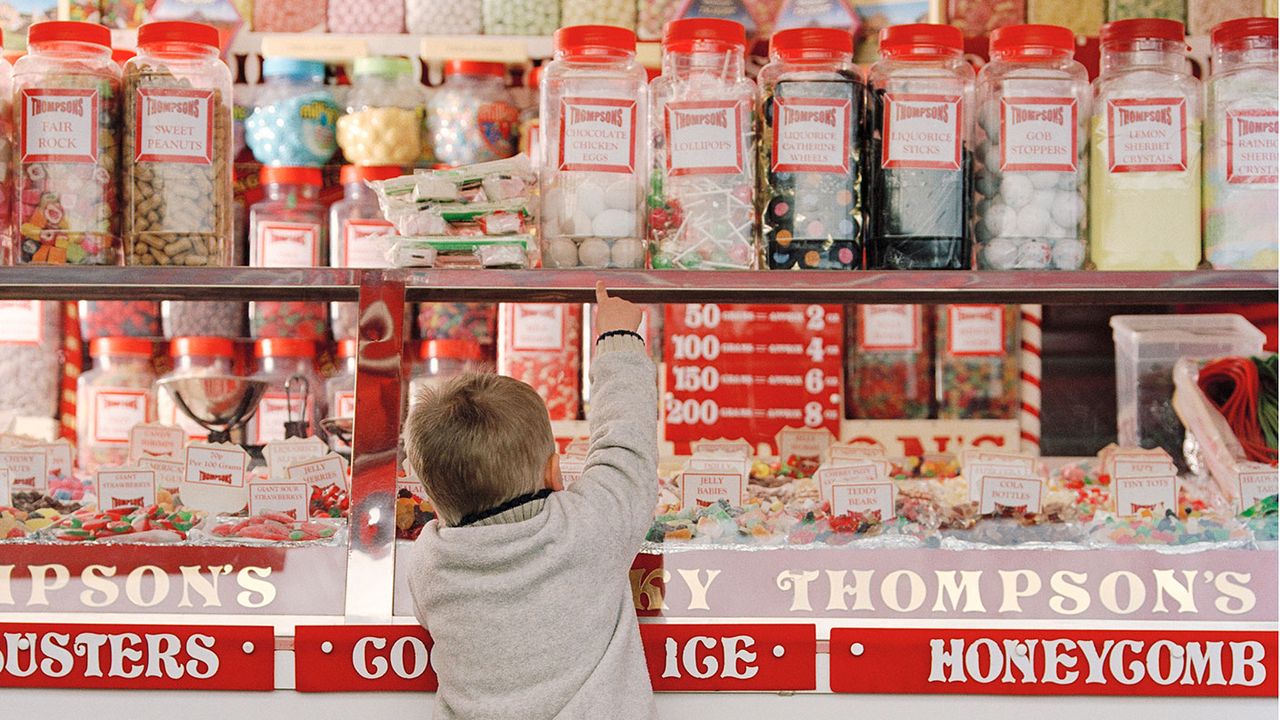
[0,266,363,301]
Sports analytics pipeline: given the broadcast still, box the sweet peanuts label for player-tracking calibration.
[947,305,1004,356]
[0,301,42,344]
[1000,96,1077,172]
[92,389,149,443]
[665,100,744,176]
[1226,108,1278,185]
[558,97,637,174]
[772,97,851,174]
[343,219,395,267]
[257,222,319,267]
[511,304,565,351]
[136,88,214,164]
[1106,97,1188,173]
[858,305,918,352]
[22,88,99,163]
[882,93,962,170]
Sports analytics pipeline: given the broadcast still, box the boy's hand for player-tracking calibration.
[595,281,643,335]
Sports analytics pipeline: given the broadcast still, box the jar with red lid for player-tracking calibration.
[248,165,329,341]
[157,336,238,442]
[540,25,648,269]
[975,24,1090,270]
[77,337,156,473]
[246,338,321,446]
[325,339,359,453]
[426,60,520,167]
[0,33,12,265]
[330,164,400,341]
[13,21,121,265]
[865,23,974,269]
[408,339,485,408]
[336,57,424,167]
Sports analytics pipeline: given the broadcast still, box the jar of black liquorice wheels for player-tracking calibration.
[865,24,974,269]
[758,28,865,270]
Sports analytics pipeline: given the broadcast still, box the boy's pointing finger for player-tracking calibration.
[595,280,608,305]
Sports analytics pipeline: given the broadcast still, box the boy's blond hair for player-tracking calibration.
[404,373,556,526]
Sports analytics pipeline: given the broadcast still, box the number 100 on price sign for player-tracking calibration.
[663,304,844,454]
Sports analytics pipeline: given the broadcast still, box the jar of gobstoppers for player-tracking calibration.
[77,337,155,473]
[408,339,485,408]
[757,27,864,270]
[246,338,321,446]
[157,336,237,442]
[123,21,233,269]
[1090,19,1202,270]
[427,60,521,167]
[13,21,121,265]
[248,166,329,341]
[330,164,400,341]
[325,339,357,453]
[539,25,648,269]
[497,304,582,421]
[649,19,758,270]
[245,58,341,167]
[975,24,1090,270]
[1203,17,1278,269]
[336,57,424,167]
[865,24,974,269]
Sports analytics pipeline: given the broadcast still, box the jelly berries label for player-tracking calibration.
[22,88,100,163]
[257,221,319,267]
[343,219,395,267]
[858,305,919,352]
[772,97,852,174]
[1106,97,1188,173]
[1000,96,1077,172]
[558,97,637,174]
[947,305,1004,356]
[665,100,746,176]
[136,88,215,164]
[1226,108,1279,185]
[512,304,565,351]
[882,93,962,171]
[92,389,149,443]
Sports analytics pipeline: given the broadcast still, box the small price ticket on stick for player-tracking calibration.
[265,437,327,480]
[1234,462,1279,512]
[248,481,310,520]
[685,454,751,477]
[0,448,48,495]
[32,440,72,479]
[964,451,1039,504]
[128,422,186,462]
[681,468,747,510]
[690,438,753,458]
[286,453,349,491]
[180,443,250,515]
[776,427,834,461]
[95,466,157,510]
[831,482,896,520]
[1111,452,1178,518]
[139,457,185,496]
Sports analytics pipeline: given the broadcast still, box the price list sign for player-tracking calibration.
[663,304,843,454]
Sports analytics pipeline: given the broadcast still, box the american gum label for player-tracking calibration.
[858,305,919,352]
[1000,96,1077,172]
[1106,97,1188,173]
[135,88,214,164]
[558,97,637,174]
[342,219,395,267]
[772,96,851,174]
[947,305,1004,357]
[92,389,149,443]
[257,222,319,267]
[22,88,99,163]
[1226,108,1278,184]
[0,301,43,344]
[665,100,745,176]
[511,304,565,351]
[882,93,962,170]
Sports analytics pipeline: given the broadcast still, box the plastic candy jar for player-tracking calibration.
[539,26,648,269]
[330,164,400,341]
[407,0,482,34]
[248,166,328,341]
[426,60,520,167]
[13,21,121,265]
[157,336,237,442]
[482,0,558,36]
[336,57,424,167]
[408,339,484,408]
[245,338,321,446]
[1089,19,1202,270]
[975,24,1090,270]
[417,303,497,348]
[328,0,404,33]
[77,337,156,473]
[245,58,340,167]
[936,304,1018,419]
[865,23,974,270]
[0,301,62,422]
[649,19,758,270]
[325,338,357,452]
[123,22,233,269]
[758,27,864,270]
[497,304,582,421]
[1203,17,1278,269]
[846,304,933,419]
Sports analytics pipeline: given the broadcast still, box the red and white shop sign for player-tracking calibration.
[664,99,746,176]
[829,628,1278,697]
[771,96,852,174]
[295,625,437,692]
[1225,108,1278,184]
[881,93,962,171]
[857,304,919,352]
[1106,97,1188,173]
[0,622,274,690]
[946,305,1004,356]
[22,88,100,163]
[641,624,816,692]
[91,389,149,444]
[558,97,637,174]
[342,219,395,267]
[510,304,566,351]
[135,88,214,164]
[0,301,43,344]
[256,221,320,268]
[1000,96,1077,172]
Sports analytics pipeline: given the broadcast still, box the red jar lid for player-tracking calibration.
[28,21,111,48]
[1101,18,1185,46]
[554,25,637,55]
[1212,17,1278,50]
[260,166,323,187]
[138,21,219,49]
[990,24,1075,57]
[445,60,506,78]
[112,48,135,65]
[526,64,542,89]
[255,338,315,359]
[337,339,358,359]
[770,28,854,60]
[171,337,235,358]
[340,165,402,185]
[91,337,153,358]
[420,339,483,361]
[879,23,963,57]
[664,18,747,53]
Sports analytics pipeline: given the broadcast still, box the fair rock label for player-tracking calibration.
[1226,108,1278,185]
[1106,97,1188,173]
[257,222,319,267]
[22,88,99,164]
[1000,96,1077,172]
[558,97,637,174]
[857,305,919,352]
[772,97,851,174]
[882,93,962,171]
[665,100,745,176]
[135,88,214,164]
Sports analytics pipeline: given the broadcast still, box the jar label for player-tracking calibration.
[342,219,395,267]
[334,391,356,419]
[477,101,520,158]
[135,88,215,165]
[1105,97,1188,173]
[254,392,310,445]
[946,305,1004,356]
[91,389,149,443]
[0,301,43,344]
[1226,108,1279,185]
[772,97,852,174]
[881,93,962,171]
[1000,96,1077,172]
[511,304,565,351]
[858,305,919,352]
[21,88,100,164]
[558,97,638,174]
[257,221,320,267]
[665,100,746,176]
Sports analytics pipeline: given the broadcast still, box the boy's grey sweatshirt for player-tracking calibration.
[409,334,659,720]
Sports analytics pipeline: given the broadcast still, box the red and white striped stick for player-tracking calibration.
[1019,305,1043,455]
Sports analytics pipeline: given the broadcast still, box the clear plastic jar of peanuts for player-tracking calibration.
[123,21,233,268]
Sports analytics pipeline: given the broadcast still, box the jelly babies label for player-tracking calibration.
[95,467,157,509]
[777,427,835,461]
[1236,462,1278,511]
[831,481,896,520]
[1226,108,1279,185]
[946,305,1004,357]
[681,471,747,509]
[184,443,248,489]
[248,481,310,519]
[139,456,185,494]
[882,93,962,171]
[979,474,1043,515]
[128,422,185,463]
[511,304,565,351]
[135,88,215,164]
[286,453,348,491]
[32,441,72,479]
[665,100,746,176]
[342,219,395,267]
[1106,97,1188,173]
[0,449,47,494]
[558,97,638,174]
[21,88,100,163]
[772,97,852,174]
[91,389,150,444]
[0,301,43,344]
[264,436,327,480]
[256,222,320,268]
[1000,96,1077,172]
[254,393,310,446]
[857,305,919,352]
[1113,475,1177,518]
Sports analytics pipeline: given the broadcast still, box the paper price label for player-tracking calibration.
[1112,457,1177,480]
[139,457,185,495]
[777,427,835,461]
[557,97,638,174]
[22,88,100,163]
[248,481,310,519]
[265,437,327,480]
[689,439,753,458]
[857,305,918,352]
[947,306,1005,356]
[135,88,214,164]
[95,467,157,510]
[264,33,369,60]
[1236,462,1278,511]
[829,443,888,463]
[966,460,1039,503]
[979,475,1044,515]
[511,304,565,351]
[882,93,962,170]
[420,36,526,64]
[91,389,150,443]
[1106,97,1188,173]
[342,219,396,267]
[0,301,43,344]
[286,453,349,491]
[1113,475,1177,518]
[816,461,883,504]
[256,221,320,267]
[32,440,72,479]
[685,455,750,479]
[184,443,248,489]
[681,471,746,510]
[772,96,852,174]
[0,449,48,494]
[1225,109,1278,184]
[563,438,590,457]
[128,422,186,463]
[830,482,896,520]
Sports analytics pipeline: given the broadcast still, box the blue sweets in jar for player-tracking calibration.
[245,58,341,167]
